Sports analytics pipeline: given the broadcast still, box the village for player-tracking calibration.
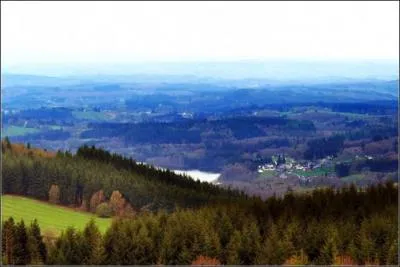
[256,154,375,182]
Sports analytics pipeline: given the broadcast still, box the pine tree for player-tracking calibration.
[53,227,84,264]
[103,220,131,265]
[4,136,11,149]
[239,221,261,264]
[2,217,16,265]
[202,226,221,260]
[359,221,375,264]
[47,239,67,264]
[386,240,398,265]
[14,220,31,264]
[258,223,290,265]
[347,239,360,264]
[27,219,47,264]
[82,219,104,264]
[225,230,241,264]
[130,222,156,264]
[316,227,338,265]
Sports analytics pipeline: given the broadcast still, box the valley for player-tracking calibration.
[1,1,398,265]
[2,75,398,197]
[1,140,398,265]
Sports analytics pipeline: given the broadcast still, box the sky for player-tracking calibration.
[1,1,399,76]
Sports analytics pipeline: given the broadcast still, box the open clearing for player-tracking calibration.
[2,126,40,137]
[2,195,112,235]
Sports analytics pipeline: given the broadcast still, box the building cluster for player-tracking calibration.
[257,155,335,181]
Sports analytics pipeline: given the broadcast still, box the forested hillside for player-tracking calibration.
[2,140,244,213]
[3,183,398,265]
[1,139,398,265]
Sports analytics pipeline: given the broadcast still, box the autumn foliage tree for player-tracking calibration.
[48,184,60,204]
[89,190,106,212]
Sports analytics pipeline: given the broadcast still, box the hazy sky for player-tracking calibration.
[1,1,399,67]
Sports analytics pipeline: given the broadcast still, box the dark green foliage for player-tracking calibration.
[47,227,84,264]
[2,217,16,265]
[304,135,345,160]
[13,220,31,265]
[346,125,398,141]
[239,222,262,264]
[335,162,351,177]
[258,223,292,264]
[366,158,398,172]
[2,218,46,265]
[81,116,315,144]
[3,144,243,211]
[13,130,71,142]
[3,181,398,265]
[160,210,221,264]
[2,143,398,265]
[4,136,12,149]
[28,219,47,264]
[277,154,286,165]
[341,157,398,175]
[315,226,339,265]
[95,203,113,218]
[81,219,104,264]
[225,230,242,264]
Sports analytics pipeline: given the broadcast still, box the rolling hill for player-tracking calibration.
[1,195,112,235]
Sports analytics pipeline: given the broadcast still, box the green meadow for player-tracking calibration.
[2,195,112,235]
[2,126,40,137]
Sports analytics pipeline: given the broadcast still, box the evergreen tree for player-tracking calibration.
[27,219,47,264]
[13,220,31,265]
[347,239,361,264]
[50,227,84,264]
[316,227,338,265]
[82,219,104,264]
[131,223,157,264]
[225,230,241,264]
[386,240,398,265]
[239,221,261,264]
[47,239,67,264]
[103,221,131,265]
[2,217,16,265]
[258,223,291,264]
[359,225,374,264]
[4,136,11,149]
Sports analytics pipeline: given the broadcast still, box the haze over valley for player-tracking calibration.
[1,1,399,265]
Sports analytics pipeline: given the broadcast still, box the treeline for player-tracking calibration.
[5,107,74,121]
[2,141,244,212]
[304,135,345,160]
[335,157,398,177]
[345,125,398,141]
[11,130,71,142]
[80,116,315,144]
[75,144,229,193]
[259,100,398,115]
[2,182,398,265]
[2,218,47,265]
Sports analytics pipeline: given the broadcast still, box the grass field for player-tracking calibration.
[2,126,40,137]
[341,174,365,182]
[72,111,112,121]
[258,170,278,178]
[2,195,112,235]
[291,167,334,177]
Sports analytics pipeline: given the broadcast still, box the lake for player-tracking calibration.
[172,169,220,183]
[137,162,221,184]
